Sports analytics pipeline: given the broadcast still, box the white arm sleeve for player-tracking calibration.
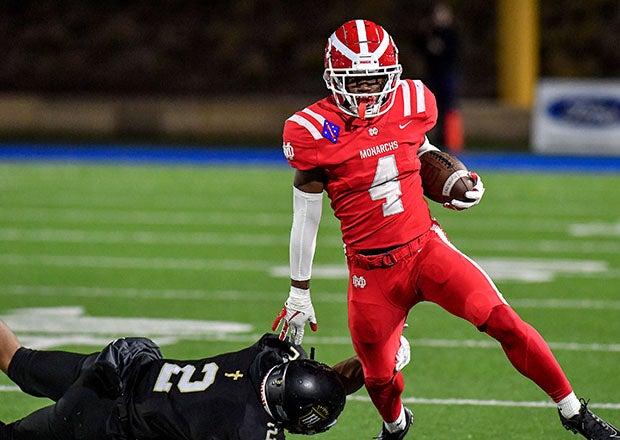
[417,136,440,157]
[290,187,323,281]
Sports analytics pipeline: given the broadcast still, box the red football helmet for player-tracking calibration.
[323,19,402,119]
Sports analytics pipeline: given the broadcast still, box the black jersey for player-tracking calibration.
[125,334,307,440]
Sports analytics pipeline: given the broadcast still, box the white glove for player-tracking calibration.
[272,287,317,345]
[444,171,485,211]
[395,335,411,372]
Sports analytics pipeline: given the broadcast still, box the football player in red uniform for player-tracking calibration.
[272,19,618,439]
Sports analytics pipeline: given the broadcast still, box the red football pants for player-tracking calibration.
[346,223,572,422]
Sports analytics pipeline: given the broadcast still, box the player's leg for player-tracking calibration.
[418,225,619,438]
[348,300,405,421]
[417,227,573,398]
[346,259,414,438]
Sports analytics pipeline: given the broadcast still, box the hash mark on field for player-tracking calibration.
[570,222,620,237]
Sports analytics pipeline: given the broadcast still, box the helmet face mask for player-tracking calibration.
[323,19,402,119]
[260,359,346,435]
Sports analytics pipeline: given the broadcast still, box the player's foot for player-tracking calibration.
[559,399,620,439]
[375,407,413,439]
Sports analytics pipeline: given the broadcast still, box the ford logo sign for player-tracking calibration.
[547,97,620,127]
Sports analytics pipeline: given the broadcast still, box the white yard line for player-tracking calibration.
[0,254,273,271]
[0,228,289,246]
[1,383,617,410]
[452,238,620,254]
[0,309,616,353]
[0,208,291,227]
[1,255,617,283]
[347,395,620,410]
[1,226,619,254]
[1,208,619,239]
[0,383,618,410]
[3,285,620,311]
[0,207,593,230]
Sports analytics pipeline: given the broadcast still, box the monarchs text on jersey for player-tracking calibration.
[283,79,438,251]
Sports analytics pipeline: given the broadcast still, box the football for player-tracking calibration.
[419,150,475,204]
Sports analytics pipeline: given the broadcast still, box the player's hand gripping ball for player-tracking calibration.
[419,150,482,209]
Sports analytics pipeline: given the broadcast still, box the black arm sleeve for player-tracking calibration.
[7,347,96,401]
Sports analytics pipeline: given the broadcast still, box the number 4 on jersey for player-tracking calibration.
[369,154,404,217]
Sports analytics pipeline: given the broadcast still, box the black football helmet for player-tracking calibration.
[260,359,346,435]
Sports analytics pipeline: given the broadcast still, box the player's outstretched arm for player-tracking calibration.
[331,356,364,395]
[273,169,325,345]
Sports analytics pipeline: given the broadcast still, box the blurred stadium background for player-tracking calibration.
[0,0,618,148]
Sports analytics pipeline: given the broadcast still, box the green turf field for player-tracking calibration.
[0,161,619,439]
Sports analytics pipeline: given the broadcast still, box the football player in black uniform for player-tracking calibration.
[0,318,366,440]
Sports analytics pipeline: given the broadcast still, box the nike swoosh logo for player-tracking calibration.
[399,121,413,129]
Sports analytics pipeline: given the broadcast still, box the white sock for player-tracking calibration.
[384,406,406,433]
[558,392,582,419]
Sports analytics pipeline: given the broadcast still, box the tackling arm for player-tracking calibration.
[332,356,365,395]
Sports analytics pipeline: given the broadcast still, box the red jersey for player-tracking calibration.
[282,79,438,251]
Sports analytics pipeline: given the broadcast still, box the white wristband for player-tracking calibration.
[417,136,440,157]
[288,286,312,308]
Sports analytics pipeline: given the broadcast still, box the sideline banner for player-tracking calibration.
[531,79,620,156]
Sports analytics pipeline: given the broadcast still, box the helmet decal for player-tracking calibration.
[328,19,392,70]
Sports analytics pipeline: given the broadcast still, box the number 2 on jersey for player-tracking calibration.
[153,362,219,393]
[369,154,404,217]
